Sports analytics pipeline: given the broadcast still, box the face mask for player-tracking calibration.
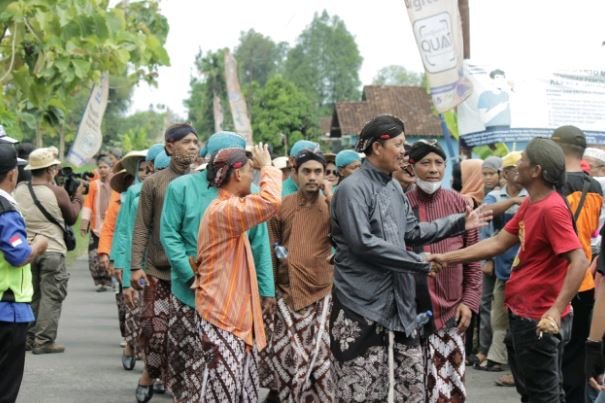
[416,177,442,194]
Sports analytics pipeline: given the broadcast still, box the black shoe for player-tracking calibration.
[135,384,153,403]
[152,380,165,394]
[121,353,136,370]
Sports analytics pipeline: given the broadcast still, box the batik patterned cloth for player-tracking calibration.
[124,289,143,354]
[330,295,425,403]
[196,313,259,403]
[264,293,334,402]
[424,327,467,403]
[88,233,112,287]
[166,295,204,403]
[140,276,171,381]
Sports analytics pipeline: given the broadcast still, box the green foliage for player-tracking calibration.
[185,49,233,138]
[122,127,150,152]
[284,10,362,108]
[0,0,170,145]
[248,75,315,155]
[234,29,287,87]
[373,65,423,86]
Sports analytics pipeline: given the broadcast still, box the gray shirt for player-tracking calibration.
[331,161,465,335]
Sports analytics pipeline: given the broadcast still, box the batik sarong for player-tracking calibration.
[124,288,143,355]
[330,295,425,403]
[265,293,334,402]
[424,327,466,403]
[88,233,112,287]
[258,306,276,390]
[196,313,259,403]
[140,276,171,381]
[166,295,204,403]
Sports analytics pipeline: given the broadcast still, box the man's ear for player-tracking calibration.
[233,168,242,182]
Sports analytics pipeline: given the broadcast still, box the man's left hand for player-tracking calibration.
[464,204,493,230]
[455,303,472,332]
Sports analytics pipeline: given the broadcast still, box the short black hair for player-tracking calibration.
[558,143,585,160]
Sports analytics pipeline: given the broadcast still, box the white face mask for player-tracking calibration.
[416,178,442,194]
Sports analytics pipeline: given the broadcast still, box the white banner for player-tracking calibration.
[405,0,471,112]
[67,74,109,166]
[458,62,605,146]
[224,51,253,144]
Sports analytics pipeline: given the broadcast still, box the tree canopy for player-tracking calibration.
[373,65,423,86]
[234,29,287,87]
[0,0,170,146]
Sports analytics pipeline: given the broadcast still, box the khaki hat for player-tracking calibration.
[272,156,289,170]
[24,148,61,170]
[112,150,147,176]
[109,169,134,193]
[324,152,336,164]
[501,151,522,168]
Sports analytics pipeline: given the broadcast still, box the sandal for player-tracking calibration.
[135,384,153,403]
[474,359,505,372]
[495,373,515,387]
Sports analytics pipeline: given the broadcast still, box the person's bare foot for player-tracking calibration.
[495,373,515,387]
[475,352,487,364]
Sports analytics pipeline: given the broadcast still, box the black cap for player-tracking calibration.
[551,125,586,149]
[0,144,17,173]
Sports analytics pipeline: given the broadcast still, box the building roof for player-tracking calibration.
[329,85,443,137]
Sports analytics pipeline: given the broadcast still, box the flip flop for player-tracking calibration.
[475,360,505,372]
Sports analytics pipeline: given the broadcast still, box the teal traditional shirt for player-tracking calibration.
[112,183,143,289]
[160,171,275,308]
[282,176,298,196]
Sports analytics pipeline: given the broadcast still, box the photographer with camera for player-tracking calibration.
[13,148,85,354]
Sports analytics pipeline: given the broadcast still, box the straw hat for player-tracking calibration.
[112,150,147,176]
[109,169,134,193]
[24,148,61,170]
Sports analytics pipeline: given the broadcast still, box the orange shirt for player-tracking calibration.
[98,191,121,256]
[195,166,282,350]
[82,179,112,237]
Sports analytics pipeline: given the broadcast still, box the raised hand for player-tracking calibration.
[464,204,493,230]
[250,143,272,169]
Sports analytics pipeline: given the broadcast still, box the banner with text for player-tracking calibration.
[224,51,253,144]
[458,63,605,146]
[67,74,109,166]
[405,0,472,112]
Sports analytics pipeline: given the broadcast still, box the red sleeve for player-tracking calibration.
[504,197,528,236]
[545,202,582,256]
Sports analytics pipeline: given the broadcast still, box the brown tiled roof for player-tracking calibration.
[330,85,442,137]
[319,116,332,136]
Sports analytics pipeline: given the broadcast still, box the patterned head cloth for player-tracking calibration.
[208,148,249,187]
[164,123,197,143]
[356,115,405,153]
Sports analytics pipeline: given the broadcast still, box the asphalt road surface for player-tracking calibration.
[18,256,520,402]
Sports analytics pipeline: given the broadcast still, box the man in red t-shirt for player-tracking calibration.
[430,137,588,402]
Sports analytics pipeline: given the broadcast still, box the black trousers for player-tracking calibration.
[563,289,595,403]
[506,312,572,403]
[0,321,28,403]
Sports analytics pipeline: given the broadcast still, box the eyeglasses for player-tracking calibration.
[326,169,337,176]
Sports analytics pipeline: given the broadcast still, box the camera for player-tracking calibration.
[55,167,92,197]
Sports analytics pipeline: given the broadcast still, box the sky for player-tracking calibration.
[129,0,605,118]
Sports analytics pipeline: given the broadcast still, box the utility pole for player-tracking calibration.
[459,0,470,59]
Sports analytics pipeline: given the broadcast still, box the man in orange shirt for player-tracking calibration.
[195,144,281,402]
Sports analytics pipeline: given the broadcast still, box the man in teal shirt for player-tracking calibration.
[160,131,275,402]
[282,140,320,196]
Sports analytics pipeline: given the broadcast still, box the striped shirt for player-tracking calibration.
[406,187,482,330]
[269,191,333,311]
[195,166,282,350]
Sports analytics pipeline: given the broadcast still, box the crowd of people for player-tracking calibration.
[2,116,605,403]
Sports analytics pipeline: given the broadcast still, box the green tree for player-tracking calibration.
[284,11,362,109]
[373,65,423,86]
[234,29,287,87]
[0,0,170,146]
[185,49,233,138]
[248,75,315,155]
[122,127,150,152]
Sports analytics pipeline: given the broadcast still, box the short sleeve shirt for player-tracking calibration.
[504,191,581,319]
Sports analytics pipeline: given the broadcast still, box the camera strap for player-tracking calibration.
[27,181,68,234]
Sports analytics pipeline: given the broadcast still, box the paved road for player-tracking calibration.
[18,257,520,402]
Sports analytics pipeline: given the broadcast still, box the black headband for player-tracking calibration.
[294,150,326,170]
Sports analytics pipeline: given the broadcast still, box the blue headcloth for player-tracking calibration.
[335,150,361,168]
[289,140,320,157]
[153,150,171,170]
[146,144,165,162]
[200,131,247,157]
